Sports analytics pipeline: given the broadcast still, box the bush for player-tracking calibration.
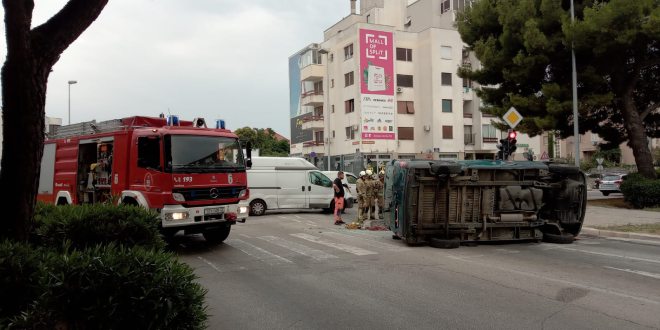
[1,242,207,329]
[33,203,165,251]
[620,174,660,209]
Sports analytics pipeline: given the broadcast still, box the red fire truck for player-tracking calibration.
[37,115,251,244]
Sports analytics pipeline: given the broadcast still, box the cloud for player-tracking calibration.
[1,0,349,137]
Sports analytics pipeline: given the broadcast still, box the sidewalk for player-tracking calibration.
[580,206,660,242]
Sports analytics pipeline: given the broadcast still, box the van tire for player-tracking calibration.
[250,200,267,216]
[203,225,231,244]
[542,233,574,244]
[430,238,460,249]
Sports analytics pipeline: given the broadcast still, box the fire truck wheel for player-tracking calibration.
[203,225,231,244]
[250,200,267,216]
[542,233,575,244]
[429,238,460,249]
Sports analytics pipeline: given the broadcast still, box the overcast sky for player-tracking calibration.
[0,0,352,138]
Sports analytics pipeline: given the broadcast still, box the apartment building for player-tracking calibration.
[552,131,660,166]
[289,0,541,173]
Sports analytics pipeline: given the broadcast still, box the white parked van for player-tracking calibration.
[322,171,358,203]
[246,157,353,216]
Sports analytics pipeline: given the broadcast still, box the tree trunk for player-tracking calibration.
[622,93,657,179]
[0,59,48,241]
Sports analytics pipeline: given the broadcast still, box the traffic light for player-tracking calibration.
[497,139,508,160]
[507,130,518,156]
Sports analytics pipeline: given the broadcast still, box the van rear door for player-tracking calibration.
[276,171,307,209]
[307,171,333,209]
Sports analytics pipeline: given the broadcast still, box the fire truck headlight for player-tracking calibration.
[239,206,248,214]
[172,193,186,202]
[164,212,189,221]
[238,189,248,199]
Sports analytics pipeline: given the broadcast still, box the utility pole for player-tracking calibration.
[570,0,580,166]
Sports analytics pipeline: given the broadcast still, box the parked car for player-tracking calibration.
[586,172,603,189]
[245,157,353,216]
[598,173,627,196]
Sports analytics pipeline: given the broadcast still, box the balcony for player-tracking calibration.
[462,87,474,101]
[301,91,324,106]
[464,133,475,146]
[300,64,325,82]
[483,137,498,144]
[301,115,324,130]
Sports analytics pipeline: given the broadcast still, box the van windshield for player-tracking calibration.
[165,135,245,173]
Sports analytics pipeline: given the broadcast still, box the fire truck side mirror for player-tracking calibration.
[245,141,252,170]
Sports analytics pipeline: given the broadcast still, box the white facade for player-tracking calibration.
[289,0,542,172]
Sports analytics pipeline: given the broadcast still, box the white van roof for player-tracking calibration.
[250,157,317,170]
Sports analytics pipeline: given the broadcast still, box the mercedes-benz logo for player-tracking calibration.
[209,188,219,199]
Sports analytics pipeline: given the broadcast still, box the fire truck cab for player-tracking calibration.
[37,116,251,244]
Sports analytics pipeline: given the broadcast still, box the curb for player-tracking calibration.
[579,227,660,243]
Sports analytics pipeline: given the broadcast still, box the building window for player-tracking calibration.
[441,72,452,86]
[442,126,453,139]
[345,126,355,140]
[344,44,354,60]
[332,130,335,138]
[331,105,335,113]
[441,0,451,13]
[398,127,414,140]
[396,48,413,62]
[315,131,324,143]
[313,106,323,117]
[462,78,472,89]
[397,74,413,88]
[331,79,335,88]
[397,101,415,114]
[441,46,452,59]
[344,71,354,87]
[464,125,474,145]
[442,99,453,113]
[482,124,497,138]
[313,81,323,93]
[345,99,355,113]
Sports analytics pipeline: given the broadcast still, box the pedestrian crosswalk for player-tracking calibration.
[188,230,407,273]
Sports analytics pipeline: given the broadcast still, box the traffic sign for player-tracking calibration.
[540,151,549,160]
[503,107,523,129]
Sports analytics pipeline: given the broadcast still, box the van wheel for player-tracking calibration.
[324,200,335,214]
[203,225,231,244]
[250,200,267,216]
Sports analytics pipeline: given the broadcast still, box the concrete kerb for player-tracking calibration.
[580,227,660,243]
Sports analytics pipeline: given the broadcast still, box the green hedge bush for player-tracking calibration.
[33,203,165,251]
[1,241,207,329]
[621,174,660,209]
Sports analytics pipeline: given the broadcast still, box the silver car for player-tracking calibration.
[598,173,626,196]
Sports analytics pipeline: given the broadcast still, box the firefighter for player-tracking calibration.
[374,171,385,219]
[356,171,368,223]
[364,169,375,220]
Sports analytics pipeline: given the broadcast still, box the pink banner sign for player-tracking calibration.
[360,29,394,96]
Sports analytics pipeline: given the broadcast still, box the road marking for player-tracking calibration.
[604,267,660,280]
[322,231,408,252]
[258,236,338,261]
[447,255,660,306]
[555,247,660,265]
[196,256,247,273]
[290,233,377,256]
[226,239,293,265]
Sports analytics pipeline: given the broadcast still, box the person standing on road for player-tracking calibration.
[374,171,385,219]
[332,171,347,225]
[365,170,375,220]
[356,171,368,223]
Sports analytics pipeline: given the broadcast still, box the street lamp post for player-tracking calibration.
[570,0,580,167]
[68,80,77,125]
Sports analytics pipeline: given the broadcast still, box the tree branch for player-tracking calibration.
[639,58,660,70]
[29,0,108,65]
[640,103,658,121]
[2,0,34,58]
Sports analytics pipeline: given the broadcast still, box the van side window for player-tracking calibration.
[309,172,332,188]
[137,136,161,170]
[346,175,357,184]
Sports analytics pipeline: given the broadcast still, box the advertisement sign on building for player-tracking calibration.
[290,113,313,145]
[359,28,395,140]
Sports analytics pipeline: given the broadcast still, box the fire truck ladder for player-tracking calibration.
[49,119,127,139]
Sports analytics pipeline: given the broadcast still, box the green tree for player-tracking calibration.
[457,0,659,179]
[235,127,290,157]
[1,0,109,241]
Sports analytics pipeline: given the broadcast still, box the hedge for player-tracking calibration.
[620,174,660,209]
[0,241,207,329]
[33,203,165,251]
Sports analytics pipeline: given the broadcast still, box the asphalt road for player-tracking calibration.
[175,210,660,330]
